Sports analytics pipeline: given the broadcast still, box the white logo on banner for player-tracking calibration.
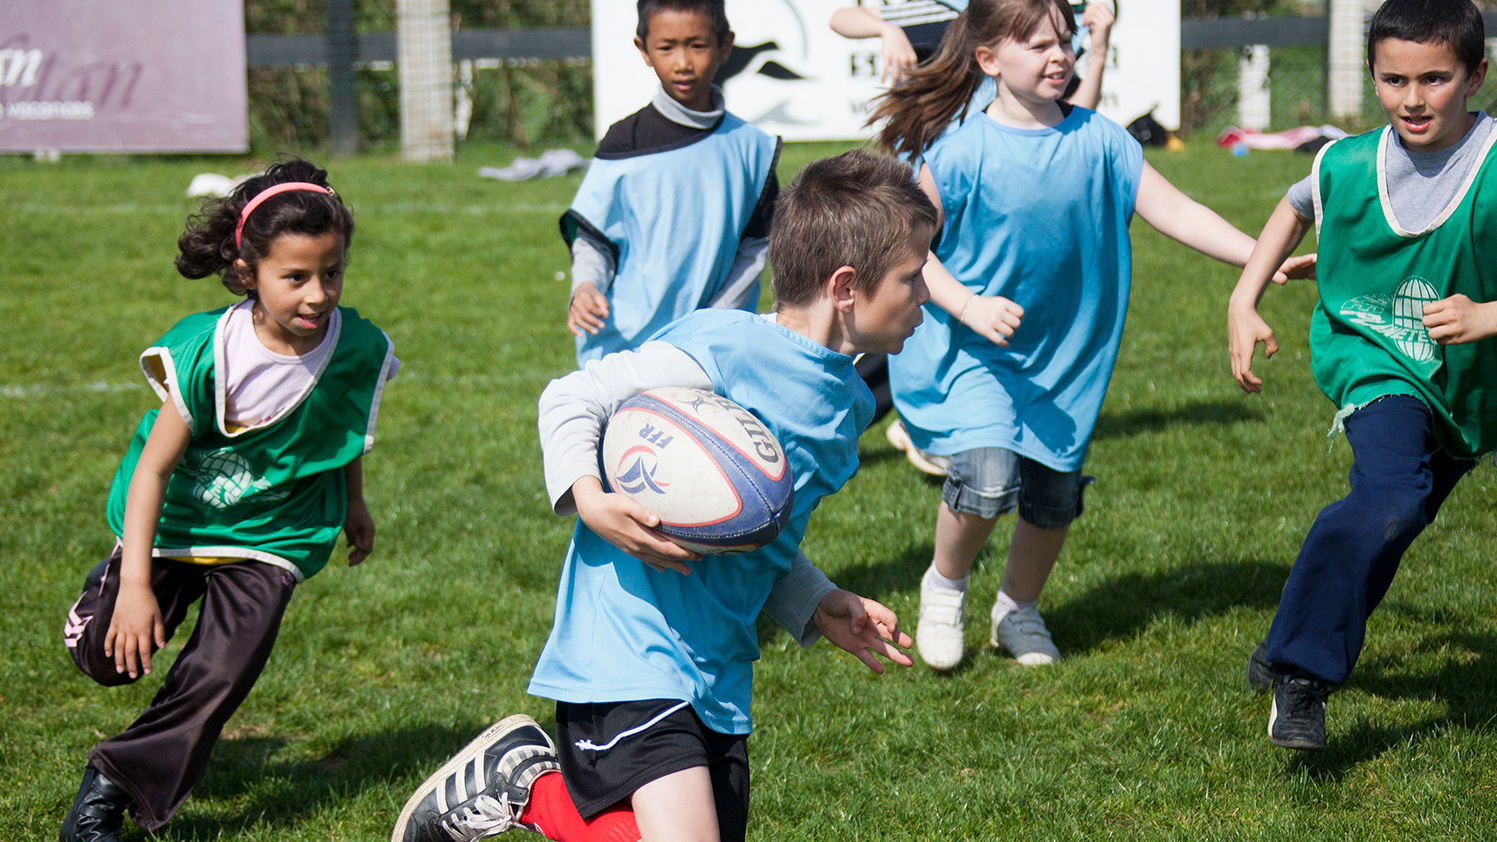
[0,49,43,87]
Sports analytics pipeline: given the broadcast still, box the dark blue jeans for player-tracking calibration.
[1264,395,1473,686]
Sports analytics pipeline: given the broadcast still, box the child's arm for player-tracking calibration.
[538,342,716,572]
[764,552,913,673]
[1227,197,1313,393]
[1134,162,1317,280]
[343,456,374,566]
[812,589,914,674]
[829,6,918,85]
[1065,2,1115,111]
[1423,295,1497,345]
[915,164,1025,347]
[571,476,698,573]
[567,236,613,338]
[111,399,192,678]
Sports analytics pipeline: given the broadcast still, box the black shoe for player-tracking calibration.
[1245,642,1284,694]
[59,764,130,842]
[390,714,560,842]
[1268,675,1331,751]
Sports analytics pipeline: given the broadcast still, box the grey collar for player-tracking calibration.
[651,84,724,130]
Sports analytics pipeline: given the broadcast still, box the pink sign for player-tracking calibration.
[0,1,247,153]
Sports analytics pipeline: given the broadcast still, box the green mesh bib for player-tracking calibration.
[1309,126,1497,458]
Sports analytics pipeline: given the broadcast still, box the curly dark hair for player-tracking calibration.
[175,157,355,296]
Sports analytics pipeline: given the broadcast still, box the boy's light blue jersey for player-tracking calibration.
[890,107,1142,470]
[528,310,873,735]
[564,114,778,364]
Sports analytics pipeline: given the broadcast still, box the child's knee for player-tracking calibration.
[1016,460,1091,529]
[66,635,141,687]
[1342,480,1429,545]
[942,448,1020,518]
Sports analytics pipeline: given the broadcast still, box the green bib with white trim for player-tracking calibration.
[1310,127,1497,458]
[106,306,395,579]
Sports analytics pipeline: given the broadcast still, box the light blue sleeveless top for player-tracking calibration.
[890,107,1142,470]
[528,310,873,735]
[565,115,778,364]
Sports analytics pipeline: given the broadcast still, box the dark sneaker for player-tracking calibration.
[391,714,560,842]
[59,764,130,842]
[1245,642,1284,694]
[1268,676,1330,751]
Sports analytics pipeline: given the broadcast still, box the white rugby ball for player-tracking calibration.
[601,387,794,555]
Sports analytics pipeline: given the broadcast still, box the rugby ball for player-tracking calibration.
[601,387,794,555]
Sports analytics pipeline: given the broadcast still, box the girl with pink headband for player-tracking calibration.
[59,158,399,841]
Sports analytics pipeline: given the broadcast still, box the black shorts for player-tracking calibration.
[554,699,750,841]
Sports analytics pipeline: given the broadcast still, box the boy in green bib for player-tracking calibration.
[1228,0,1497,751]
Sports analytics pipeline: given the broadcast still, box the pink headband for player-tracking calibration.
[234,181,334,250]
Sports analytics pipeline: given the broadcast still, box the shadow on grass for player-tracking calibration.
[1094,400,1263,441]
[1044,558,1290,655]
[160,720,541,839]
[1281,627,1497,780]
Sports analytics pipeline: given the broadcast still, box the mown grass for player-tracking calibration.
[3,139,1495,840]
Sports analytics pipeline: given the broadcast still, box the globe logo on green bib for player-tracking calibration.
[188,448,277,510]
[1391,277,1439,363]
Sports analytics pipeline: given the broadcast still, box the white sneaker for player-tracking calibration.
[916,580,966,670]
[990,605,1060,666]
[886,419,950,477]
[885,417,913,452]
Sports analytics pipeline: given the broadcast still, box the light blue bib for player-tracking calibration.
[890,108,1142,470]
[564,115,779,364]
[528,310,872,734]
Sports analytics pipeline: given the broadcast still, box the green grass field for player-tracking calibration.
[4,141,1496,841]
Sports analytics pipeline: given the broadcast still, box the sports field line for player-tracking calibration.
[0,381,139,398]
[10,202,569,216]
[0,369,543,400]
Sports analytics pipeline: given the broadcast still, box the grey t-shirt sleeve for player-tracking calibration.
[762,550,837,647]
[1285,174,1316,220]
[537,341,713,514]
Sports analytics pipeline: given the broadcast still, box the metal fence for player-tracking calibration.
[245,13,1497,150]
[1180,12,1497,138]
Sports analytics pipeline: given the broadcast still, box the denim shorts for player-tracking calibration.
[942,447,1092,528]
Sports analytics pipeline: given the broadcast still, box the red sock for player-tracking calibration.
[521,771,640,842]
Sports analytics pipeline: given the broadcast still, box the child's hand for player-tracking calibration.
[1272,253,1317,284]
[105,583,166,679]
[344,496,375,566]
[573,478,701,574]
[1082,2,1115,54]
[958,295,1024,347]
[1424,294,1497,345]
[1228,300,1277,393]
[812,589,914,674]
[878,23,918,85]
[568,283,610,338]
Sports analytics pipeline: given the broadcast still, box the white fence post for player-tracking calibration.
[1328,0,1366,119]
[397,0,454,162]
[1238,44,1270,129]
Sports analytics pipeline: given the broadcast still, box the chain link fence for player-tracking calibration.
[246,0,591,152]
[1181,1,1497,139]
[248,1,1497,151]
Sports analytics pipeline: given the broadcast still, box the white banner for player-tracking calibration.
[0,1,247,154]
[591,0,1179,143]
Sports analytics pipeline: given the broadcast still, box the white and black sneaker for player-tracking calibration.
[391,714,560,842]
[1268,675,1331,751]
